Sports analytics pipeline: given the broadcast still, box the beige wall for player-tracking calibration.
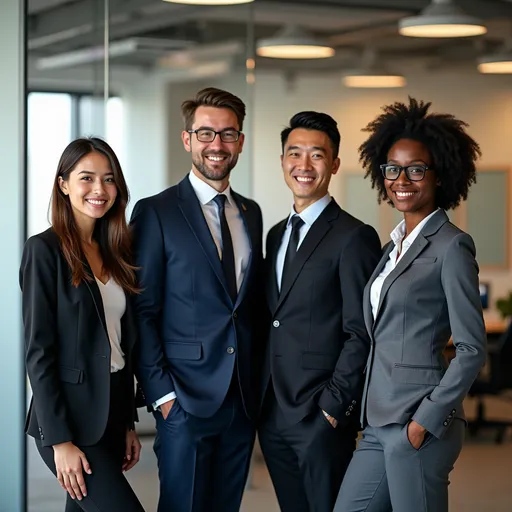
[248,67,512,317]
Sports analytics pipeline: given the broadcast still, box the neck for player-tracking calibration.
[192,167,230,193]
[403,208,436,238]
[293,195,324,214]
[74,215,96,245]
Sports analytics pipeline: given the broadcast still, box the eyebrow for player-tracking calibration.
[195,126,238,131]
[287,145,327,152]
[78,170,114,176]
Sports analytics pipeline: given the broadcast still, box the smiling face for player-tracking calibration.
[58,151,118,231]
[282,128,340,212]
[181,105,244,190]
[385,138,439,222]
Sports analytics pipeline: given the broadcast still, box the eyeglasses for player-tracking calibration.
[380,164,431,182]
[187,129,241,143]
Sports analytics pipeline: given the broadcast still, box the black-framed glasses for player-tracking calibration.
[380,164,431,182]
[188,129,241,143]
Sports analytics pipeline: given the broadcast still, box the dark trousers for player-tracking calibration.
[154,377,255,512]
[36,370,144,512]
[258,385,357,512]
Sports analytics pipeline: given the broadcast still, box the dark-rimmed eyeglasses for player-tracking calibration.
[380,164,431,182]
[187,129,241,143]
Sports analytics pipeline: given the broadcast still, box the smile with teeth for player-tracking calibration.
[295,176,315,183]
[86,199,107,206]
[206,155,227,162]
[394,191,416,198]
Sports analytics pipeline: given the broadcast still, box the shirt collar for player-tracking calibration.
[188,170,235,208]
[287,194,332,228]
[390,208,441,248]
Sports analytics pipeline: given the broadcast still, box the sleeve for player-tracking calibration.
[130,200,175,405]
[318,224,382,425]
[21,236,74,447]
[413,233,487,439]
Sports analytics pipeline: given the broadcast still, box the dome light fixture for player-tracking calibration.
[399,0,487,38]
[256,25,335,59]
[342,49,406,88]
[163,0,253,5]
[478,39,512,74]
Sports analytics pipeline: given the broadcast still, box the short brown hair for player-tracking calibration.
[181,87,246,131]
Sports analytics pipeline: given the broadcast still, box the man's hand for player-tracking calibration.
[322,410,338,428]
[160,399,175,420]
[407,420,427,450]
[122,430,142,472]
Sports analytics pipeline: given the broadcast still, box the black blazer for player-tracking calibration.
[20,228,138,448]
[262,200,381,427]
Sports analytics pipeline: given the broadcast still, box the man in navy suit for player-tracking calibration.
[131,87,264,512]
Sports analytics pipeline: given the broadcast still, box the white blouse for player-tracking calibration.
[95,277,126,372]
[370,209,441,320]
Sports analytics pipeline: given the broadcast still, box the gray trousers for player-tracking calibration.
[334,419,465,512]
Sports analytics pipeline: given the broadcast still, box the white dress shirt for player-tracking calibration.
[95,277,126,373]
[154,170,251,410]
[276,194,332,291]
[370,208,441,320]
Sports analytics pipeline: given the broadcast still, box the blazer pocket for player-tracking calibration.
[59,366,83,384]
[392,364,443,386]
[411,257,437,265]
[302,352,338,370]
[303,260,333,270]
[164,341,202,360]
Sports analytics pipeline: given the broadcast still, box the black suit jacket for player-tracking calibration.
[262,200,381,427]
[20,228,138,448]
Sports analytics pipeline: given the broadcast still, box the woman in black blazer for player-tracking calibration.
[20,137,145,511]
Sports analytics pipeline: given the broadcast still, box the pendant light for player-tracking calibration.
[399,0,487,38]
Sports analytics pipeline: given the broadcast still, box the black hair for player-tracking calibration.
[359,97,481,210]
[281,111,341,159]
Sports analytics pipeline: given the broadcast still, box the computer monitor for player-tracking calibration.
[479,282,490,310]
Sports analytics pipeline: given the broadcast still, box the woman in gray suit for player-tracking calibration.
[334,98,486,512]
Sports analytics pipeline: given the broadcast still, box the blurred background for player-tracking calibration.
[2,0,512,510]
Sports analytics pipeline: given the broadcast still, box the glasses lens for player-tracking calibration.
[383,165,400,180]
[405,166,426,181]
[196,129,215,142]
[220,130,239,142]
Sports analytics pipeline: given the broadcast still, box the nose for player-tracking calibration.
[93,179,106,195]
[209,133,225,151]
[298,154,313,171]
[395,168,412,185]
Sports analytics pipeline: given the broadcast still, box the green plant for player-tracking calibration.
[496,292,512,319]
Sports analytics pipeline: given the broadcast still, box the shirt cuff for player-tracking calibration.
[153,392,177,411]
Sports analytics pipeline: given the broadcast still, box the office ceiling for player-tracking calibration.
[27,0,512,74]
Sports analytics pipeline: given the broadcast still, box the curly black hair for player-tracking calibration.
[359,97,481,210]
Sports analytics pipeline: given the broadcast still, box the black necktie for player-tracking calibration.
[213,194,237,302]
[280,214,304,292]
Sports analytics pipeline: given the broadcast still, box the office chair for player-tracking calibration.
[468,320,512,444]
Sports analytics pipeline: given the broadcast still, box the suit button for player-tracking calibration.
[233,312,238,319]
[227,346,235,355]
[273,320,280,328]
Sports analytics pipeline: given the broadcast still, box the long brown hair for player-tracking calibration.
[51,137,139,294]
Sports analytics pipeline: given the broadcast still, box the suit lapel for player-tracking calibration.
[275,201,338,312]
[177,177,230,299]
[266,220,287,312]
[231,191,255,307]
[373,210,448,324]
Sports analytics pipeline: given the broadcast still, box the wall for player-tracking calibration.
[249,67,512,316]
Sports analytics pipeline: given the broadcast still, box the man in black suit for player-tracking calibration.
[259,111,381,512]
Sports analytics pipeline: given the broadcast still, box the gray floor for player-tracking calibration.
[28,396,512,512]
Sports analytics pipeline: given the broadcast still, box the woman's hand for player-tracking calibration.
[407,420,427,450]
[53,441,92,501]
[122,429,142,472]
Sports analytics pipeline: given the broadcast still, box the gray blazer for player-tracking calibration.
[361,209,486,439]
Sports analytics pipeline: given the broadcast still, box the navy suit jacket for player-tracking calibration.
[131,176,264,420]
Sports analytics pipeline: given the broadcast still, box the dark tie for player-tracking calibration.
[280,214,304,291]
[213,194,237,303]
